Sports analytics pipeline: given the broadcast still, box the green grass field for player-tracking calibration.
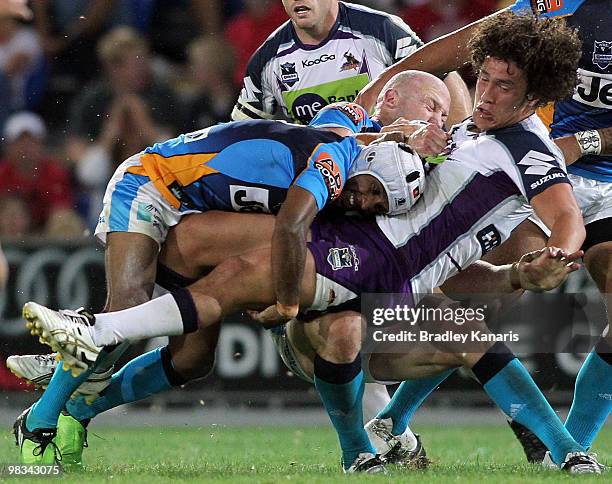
[1,425,610,483]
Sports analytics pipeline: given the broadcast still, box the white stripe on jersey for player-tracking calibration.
[410,196,528,298]
[395,36,419,59]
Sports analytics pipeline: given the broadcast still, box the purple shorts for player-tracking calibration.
[307,214,412,309]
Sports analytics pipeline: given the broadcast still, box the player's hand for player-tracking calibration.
[517,247,583,292]
[379,118,423,138]
[407,123,450,158]
[247,303,298,327]
[370,130,404,144]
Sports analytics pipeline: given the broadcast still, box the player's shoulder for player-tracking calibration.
[340,1,414,35]
[309,102,371,133]
[247,20,295,69]
[488,116,561,165]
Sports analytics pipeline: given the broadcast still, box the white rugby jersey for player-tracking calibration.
[376,114,571,297]
[231,2,421,124]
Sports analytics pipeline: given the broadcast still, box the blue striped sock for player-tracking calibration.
[377,369,455,435]
[26,362,92,431]
[313,354,374,469]
[66,347,172,421]
[481,358,583,465]
[565,348,612,449]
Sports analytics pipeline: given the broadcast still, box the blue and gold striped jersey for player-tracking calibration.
[129,120,361,214]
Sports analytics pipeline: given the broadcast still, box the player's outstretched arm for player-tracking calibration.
[252,186,319,324]
[530,183,585,253]
[444,248,582,295]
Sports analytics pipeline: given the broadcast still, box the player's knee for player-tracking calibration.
[318,316,362,363]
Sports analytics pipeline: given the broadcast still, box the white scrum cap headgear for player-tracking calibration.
[349,141,426,215]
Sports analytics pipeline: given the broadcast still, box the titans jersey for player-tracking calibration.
[309,102,381,133]
[232,2,421,125]
[131,120,361,213]
[511,0,612,181]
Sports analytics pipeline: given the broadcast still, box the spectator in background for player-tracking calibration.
[66,27,182,228]
[32,0,115,82]
[148,0,223,63]
[0,195,31,236]
[180,36,237,131]
[0,11,43,124]
[224,0,287,87]
[0,111,84,238]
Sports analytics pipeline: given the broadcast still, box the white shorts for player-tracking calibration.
[94,154,197,246]
[528,173,612,236]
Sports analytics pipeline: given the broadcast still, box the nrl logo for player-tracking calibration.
[593,41,612,70]
[340,51,360,71]
[327,246,359,271]
[280,62,299,86]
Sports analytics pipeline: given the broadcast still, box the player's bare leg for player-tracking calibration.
[160,212,276,279]
[286,311,385,472]
[18,231,161,466]
[28,246,318,354]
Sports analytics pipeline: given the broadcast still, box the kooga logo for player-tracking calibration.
[302,54,335,68]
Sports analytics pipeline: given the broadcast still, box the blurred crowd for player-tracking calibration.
[0,0,510,240]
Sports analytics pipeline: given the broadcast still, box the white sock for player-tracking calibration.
[362,383,418,450]
[92,294,186,346]
[362,382,391,422]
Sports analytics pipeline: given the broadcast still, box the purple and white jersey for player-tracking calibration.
[308,113,570,308]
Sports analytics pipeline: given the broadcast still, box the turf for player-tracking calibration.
[1,424,610,482]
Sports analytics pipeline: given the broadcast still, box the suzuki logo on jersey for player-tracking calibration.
[313,152,343,201]
[280,62,299,86]
[476,225,501,254]
[533,0,563,13]
[575,69,612,108]
[593,41,612,70]
[529,172,566,190]
[302,54,335,68]
[229,186,271,213]
[517,150,558,176]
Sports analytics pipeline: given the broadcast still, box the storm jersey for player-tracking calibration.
[231,2,421,125]
[128,120,361,213]
[309,114,569,304]
[511,0,612,182]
